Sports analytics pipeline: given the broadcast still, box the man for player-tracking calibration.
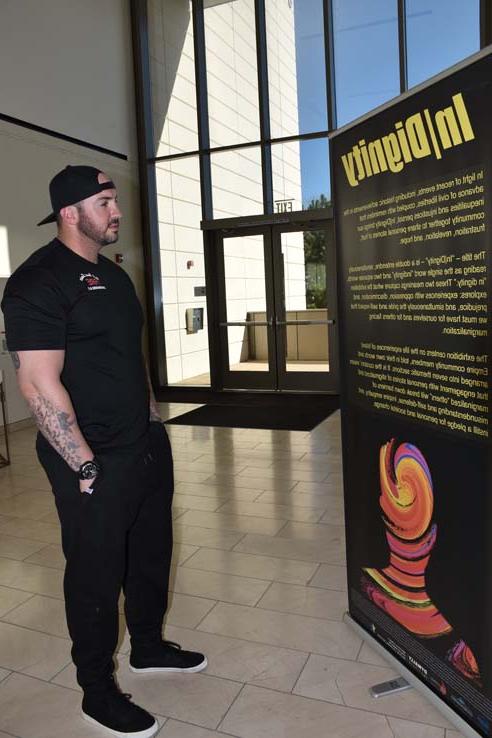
[1,165,207,738]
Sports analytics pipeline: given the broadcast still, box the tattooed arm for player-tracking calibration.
[11,349,94,490]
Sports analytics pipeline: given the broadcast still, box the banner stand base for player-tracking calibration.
[369,677,412,699]
[344,612,482,738]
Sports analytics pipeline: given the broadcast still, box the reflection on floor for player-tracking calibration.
[0,406,463,738]
[176,361,330,386]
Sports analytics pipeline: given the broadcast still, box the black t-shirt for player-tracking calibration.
[1,238,149,452]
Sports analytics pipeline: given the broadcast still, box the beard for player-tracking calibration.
[76,207,119,246]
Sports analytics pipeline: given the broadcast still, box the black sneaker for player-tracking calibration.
[82,678,158,737]
[129,639,208,674]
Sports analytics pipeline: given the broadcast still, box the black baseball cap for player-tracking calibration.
[37,165,115,226]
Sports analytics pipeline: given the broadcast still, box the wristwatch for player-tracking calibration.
[78,458,102,481]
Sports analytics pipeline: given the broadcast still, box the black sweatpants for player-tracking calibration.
[36,422,174,694]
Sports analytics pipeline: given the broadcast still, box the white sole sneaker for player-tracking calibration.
[129,656,208,674]
[82,711,159,738]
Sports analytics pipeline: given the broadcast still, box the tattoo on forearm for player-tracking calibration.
[10,352,20,371]
[27,394,83,471]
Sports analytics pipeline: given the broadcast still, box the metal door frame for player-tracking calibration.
[211,219,339,393]
[271,222,339,392]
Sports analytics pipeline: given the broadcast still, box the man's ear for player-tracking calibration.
[59,205,79,225]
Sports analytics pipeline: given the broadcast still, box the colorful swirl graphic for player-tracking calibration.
[447,641,480,682]
[361,439,480,684]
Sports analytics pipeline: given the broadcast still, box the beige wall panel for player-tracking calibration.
[0,0,136,158]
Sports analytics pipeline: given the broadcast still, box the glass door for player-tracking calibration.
[273,224,338,392]
[216,228,277,390]
[214,222,338,392]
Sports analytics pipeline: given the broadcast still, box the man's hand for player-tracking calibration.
[80,477,96,495]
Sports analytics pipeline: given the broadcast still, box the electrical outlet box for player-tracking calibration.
[185,307,204,334]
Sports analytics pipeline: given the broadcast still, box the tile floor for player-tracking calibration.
[0,404,465,738]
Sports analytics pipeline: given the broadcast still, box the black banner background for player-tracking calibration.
[332,52,492,737]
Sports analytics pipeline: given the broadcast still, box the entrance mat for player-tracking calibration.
[165,397,339,432]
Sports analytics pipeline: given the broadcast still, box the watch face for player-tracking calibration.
[80,461,99,480]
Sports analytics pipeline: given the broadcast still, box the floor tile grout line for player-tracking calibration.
[0,616,71,643]
[48,658,78,684]
[189,598,220,631]
[0,660,268,701]
[178,674,457,733]
[0,587,349,652]
[385,715,397,737]
[0,726,21,738]
[222,679,458,732]
[230,532,248,551]
[355,639,365,662]
[162,717,239,738]
[0,669,12,685]
[178,560,320,586]
[232,600,349,625]
[252,579,275,608]
[215,681,248,733]
[0,581,64,602]
[290,650,311,695]
[19,542,55,563]
[333,675,348,706]
[173,541,247,555]
[180,548,339,571]
[273,518,290,537]
[306,562,323,586]
[173,546,201,566]
[0,591,37,620]
[194,622,362,660]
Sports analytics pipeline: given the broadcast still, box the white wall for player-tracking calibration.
[0,1,144,424]
[0,0,144,424]
[0,0,137,158]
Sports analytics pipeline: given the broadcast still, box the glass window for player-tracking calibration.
[222,234,270,372]
[148,0,199,157]
[204,0,261,147]
[271,137,330,212]
[280,230,331,373]
[406,1,480,88]
[266,0,328,138]
[333,0,400,127]
[155,157,211,386]
[211,147,264,218]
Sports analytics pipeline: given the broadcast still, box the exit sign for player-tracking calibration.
[275,199,294,213]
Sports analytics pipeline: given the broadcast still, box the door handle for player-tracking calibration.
[219,320,273,327]
[275,319,336,326]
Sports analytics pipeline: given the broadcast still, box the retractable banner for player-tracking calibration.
[332,52,492,737]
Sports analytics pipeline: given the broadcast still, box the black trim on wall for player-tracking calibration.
[203,230,223,391]
[0,112,128,161]
[398,0,408,93]
[192,0,213,221]
[480,0,492,47]
[130,0,168,388]
[254,0,274,215]
[324,0,337,131]
[153,130,332,163]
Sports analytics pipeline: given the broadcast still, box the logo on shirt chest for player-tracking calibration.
[79,273,107,291]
